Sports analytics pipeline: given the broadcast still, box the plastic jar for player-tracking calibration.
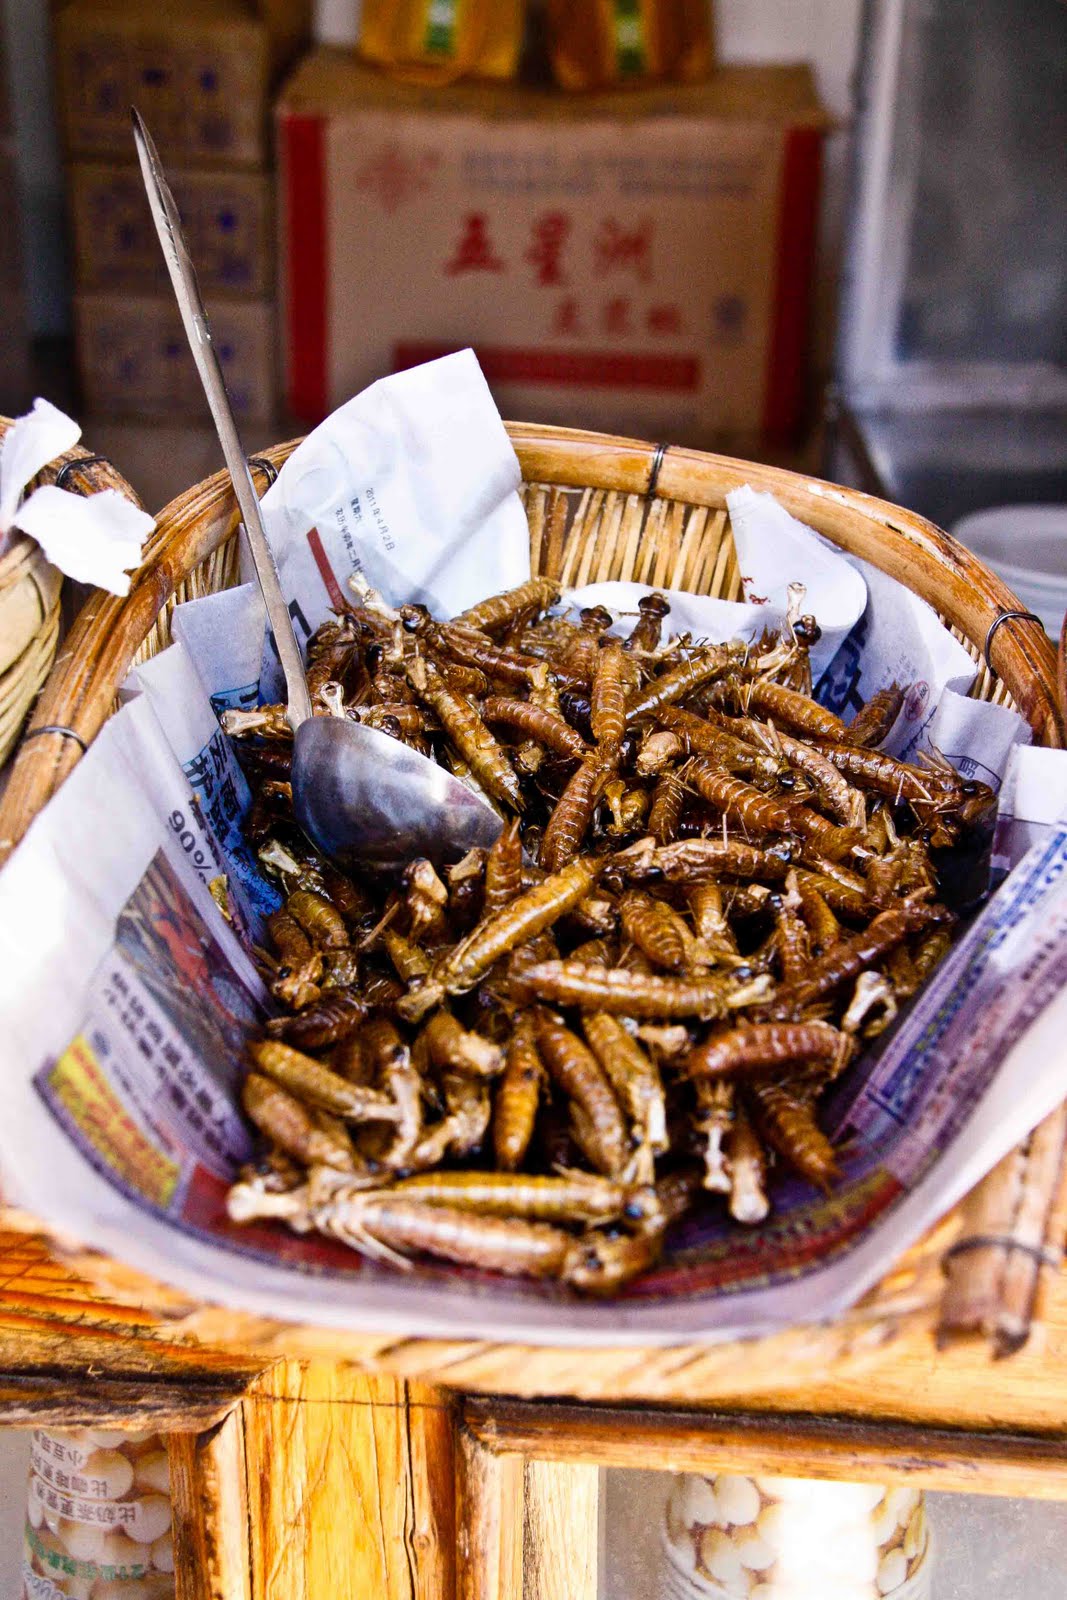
[21,1429,174,1600]
[661,1472,933,1600]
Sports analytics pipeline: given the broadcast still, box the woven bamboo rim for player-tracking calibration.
[0,417,145,770]
[0,537,61,675]
[0,422,1062,1367]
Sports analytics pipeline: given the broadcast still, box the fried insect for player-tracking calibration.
[625,645,737,723]
[539,751,610,872]
[846,684,904,747]
[619,889,692,971]
[564,1229,663,1295]
[242,1073,356,1172]
[695,1080,734,1193]
[754,723,865,830]
[580,1012,668,1173]
[687,761,854,856]
[648,769,685,844]
[841,970,898,1037]
[635,728,684,777]
[727,1103,769,1223]
[617,836,794,885]
[493,1012,545,1171]
[432,620,544,686]
[403,859,450,940]
[590,636,629,752]
[559,605,614,685]
[864,853,905,909]
[713,676,852,745]
[382,928,432,981]
[399,855,604,1019]
[405,655,523,810]
[913,926,953,981]
[602,779,650,837]
[423,1010,504,1079]
[266,991,366,1049]
[360,1018,424,1168]
[793,864,868,916]
[435,658,491,698]
[534,1010,630,1177]
[378,1170,649,1225]
[286,889,349,951]
[321,947,362,991]
[518,961,771,1020]
[685,1020,847,1083]
[445,847,486,933]
[684,758,793,838]
[316,1189,581,1278]
[795,878,841,952]
[266,909,323,1010]
[222,704,293,740]
[481,698,588,761]
[251,1040,403,1123]
[455,576,561,636]
[748,1080,838,1191]
[761,901,946,1019]
[625,591,670,655]
[659,704,787,783]
[773,875,810,984]
[815,741,986,820]
[685,883,737,952]
[482,818,523,918]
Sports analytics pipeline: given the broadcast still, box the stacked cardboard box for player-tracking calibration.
[55,0,310,424]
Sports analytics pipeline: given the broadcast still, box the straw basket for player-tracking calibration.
[0,418,145,767]
[0,423,1063,1379]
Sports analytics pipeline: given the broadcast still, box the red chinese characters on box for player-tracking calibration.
[443,211,680,339]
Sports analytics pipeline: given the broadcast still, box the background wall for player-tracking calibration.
[1,0,65,334]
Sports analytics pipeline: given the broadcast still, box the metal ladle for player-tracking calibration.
[132,110,503,871]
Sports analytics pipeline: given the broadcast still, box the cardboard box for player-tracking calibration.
[54,0,309,165]
[69,162,274,296]
[75,293,276,422]
[277,52,829,446]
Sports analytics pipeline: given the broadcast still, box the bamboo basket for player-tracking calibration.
[0,422,1063,1365]
[0,417,145,767]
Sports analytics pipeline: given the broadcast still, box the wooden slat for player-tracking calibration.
[465,1398,1067,1503]
[243,1361,455,1600]
[523,1460,599,1600]
[456,1424,523,1600]
[0,1377,237,1430]
[4,1216,1067,1440]
[170,1411,252,1600]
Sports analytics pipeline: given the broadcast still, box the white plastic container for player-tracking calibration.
[950,504,1067,639]
[21,1431,174,1600]
[661,1472,933,1600]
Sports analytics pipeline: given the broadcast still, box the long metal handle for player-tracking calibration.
[131,108,312,730]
